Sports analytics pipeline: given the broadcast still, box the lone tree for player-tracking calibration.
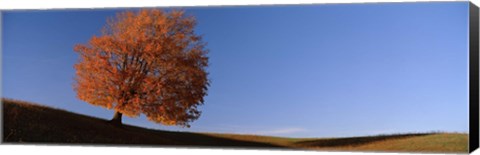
[73,9,209,127]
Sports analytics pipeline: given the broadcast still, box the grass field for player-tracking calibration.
[2,99,468,153]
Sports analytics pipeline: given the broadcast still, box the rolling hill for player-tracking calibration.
[2,99,468,153]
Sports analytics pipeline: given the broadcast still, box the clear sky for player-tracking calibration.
[2,2,469,138]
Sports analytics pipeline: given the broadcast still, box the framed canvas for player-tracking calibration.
[1,1,479,154]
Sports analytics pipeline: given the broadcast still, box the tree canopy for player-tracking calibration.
[73,9,209,127]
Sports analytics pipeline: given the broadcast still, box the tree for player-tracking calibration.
[73,9,209,127]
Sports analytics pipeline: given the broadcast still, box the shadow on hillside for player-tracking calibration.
[2,99,288,149]
[294,133,434,147]
[116,125,289,149]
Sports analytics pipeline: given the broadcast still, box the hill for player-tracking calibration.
[2,99,468,153]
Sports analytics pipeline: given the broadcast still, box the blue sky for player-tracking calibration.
[2,2,469,138]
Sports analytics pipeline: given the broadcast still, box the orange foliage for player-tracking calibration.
[73,9,209,127]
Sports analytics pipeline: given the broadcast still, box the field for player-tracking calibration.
[2,99,468,153]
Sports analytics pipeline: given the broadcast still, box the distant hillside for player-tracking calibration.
[2,99,468,153]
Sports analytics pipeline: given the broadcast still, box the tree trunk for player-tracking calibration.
[109,111,123,126]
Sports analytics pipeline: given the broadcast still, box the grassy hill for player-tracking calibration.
[2,99,468,153]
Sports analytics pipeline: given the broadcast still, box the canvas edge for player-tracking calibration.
[469,1,479,153]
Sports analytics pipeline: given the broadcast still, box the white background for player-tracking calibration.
[0,0,478,155]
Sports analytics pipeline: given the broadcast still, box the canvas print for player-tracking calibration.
[1,1,475,153]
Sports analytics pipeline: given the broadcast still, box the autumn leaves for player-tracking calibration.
[74,9,209,127]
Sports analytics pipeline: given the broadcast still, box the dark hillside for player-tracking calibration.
[2,99,285,149]
[2,99,468,153]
